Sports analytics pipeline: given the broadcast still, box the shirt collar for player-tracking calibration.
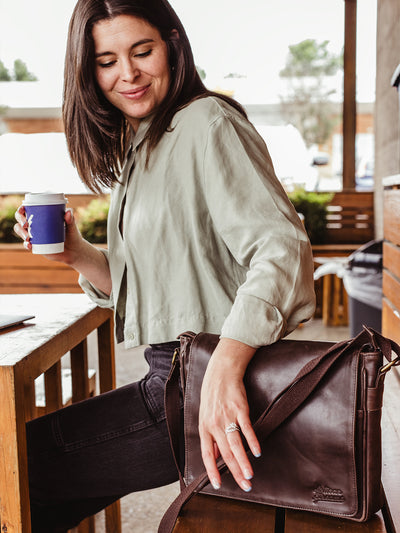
[119,117,153,187]
[130,116,153,151]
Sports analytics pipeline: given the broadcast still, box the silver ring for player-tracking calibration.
[224,422,240,435]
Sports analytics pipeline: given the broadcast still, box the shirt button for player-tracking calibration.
[128,333,135,340]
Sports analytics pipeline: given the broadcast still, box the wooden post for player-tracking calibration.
[44,360,63,414]
[71,339,90,403]
[343,0,357,191]
[0,366,32,533]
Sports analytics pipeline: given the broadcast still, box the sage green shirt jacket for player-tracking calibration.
[80,96,316,349]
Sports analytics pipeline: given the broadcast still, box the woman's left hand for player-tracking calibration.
[198,337,261,492]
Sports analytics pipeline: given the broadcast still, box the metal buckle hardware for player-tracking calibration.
[172,348,180,365]
[380,356,400,374]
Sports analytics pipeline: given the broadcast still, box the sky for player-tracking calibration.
[0,0,377,106]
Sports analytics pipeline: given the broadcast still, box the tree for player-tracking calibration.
[279,39,343,147]
[0,60,12,81]
[13,59,38,81]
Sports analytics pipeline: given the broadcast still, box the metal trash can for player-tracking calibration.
[343,240,383,337]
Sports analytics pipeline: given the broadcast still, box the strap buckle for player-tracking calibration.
[380,356,400,375]
[172,348,180,365]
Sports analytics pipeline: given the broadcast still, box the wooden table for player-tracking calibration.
[0,293,121,533]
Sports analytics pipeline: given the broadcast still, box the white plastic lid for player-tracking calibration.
[23,192,67,206]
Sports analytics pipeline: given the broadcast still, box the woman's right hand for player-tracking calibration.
[14,204,112,296]
[14,205,84,266]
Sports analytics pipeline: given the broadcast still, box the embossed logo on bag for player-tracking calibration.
[312,485,345,504]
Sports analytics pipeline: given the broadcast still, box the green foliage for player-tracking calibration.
[288,188,333,244]
[13,59,38,81]
[0,60,12,81]
[280,39,343,78]
[0,58,38,81]
[76,197,109,244]
[0,196,24,243]
[279,39,343,147]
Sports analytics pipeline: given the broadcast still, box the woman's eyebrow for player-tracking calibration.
[95,38,155,58]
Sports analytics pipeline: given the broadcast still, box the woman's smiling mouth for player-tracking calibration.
[120,85,151,100]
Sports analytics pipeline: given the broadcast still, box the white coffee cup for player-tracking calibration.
[23,192,68,254]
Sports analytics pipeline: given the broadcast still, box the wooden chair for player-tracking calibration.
[325,191,374,245]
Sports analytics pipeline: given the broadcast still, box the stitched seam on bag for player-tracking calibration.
[183,333,201,480]
[199,486,359,518]
[204,485,359,517]
[345,350,361,516]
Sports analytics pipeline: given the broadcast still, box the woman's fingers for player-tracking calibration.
[236,414,261,459]
[14,206,77,256]
[14,205,31,248]
[198,338,261,492]
[200,432,222,490]
[200,410,260,493]
[201,428,253,492]
[222,429,253,490]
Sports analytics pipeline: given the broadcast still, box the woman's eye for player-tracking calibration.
[98,61,116,69]
[135,49,152,58]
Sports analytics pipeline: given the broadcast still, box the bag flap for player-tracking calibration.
[183,334,362,518]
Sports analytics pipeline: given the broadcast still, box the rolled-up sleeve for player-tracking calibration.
[78,248,114,309]
[203,115,316,348]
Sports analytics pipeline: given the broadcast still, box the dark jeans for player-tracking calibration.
[26,341,181,533]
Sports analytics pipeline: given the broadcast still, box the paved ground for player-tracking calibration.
[84,318,350,532]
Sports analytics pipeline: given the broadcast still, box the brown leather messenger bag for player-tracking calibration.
[158,327,400,533]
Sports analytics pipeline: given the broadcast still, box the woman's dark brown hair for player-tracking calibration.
[63,0,247,192]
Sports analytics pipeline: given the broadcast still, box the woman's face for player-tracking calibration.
[93,15,172,132]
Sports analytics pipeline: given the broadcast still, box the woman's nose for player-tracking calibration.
[121,59,139,83]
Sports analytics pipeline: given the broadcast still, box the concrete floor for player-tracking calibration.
[85,318,350,533]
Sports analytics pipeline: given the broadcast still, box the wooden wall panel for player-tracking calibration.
[382,299,400,347]
[383,271,400,312]
[383,189,400,246]
[383,242,400,280]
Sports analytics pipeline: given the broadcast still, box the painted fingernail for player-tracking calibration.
[253,448,262,458]
[211,478,221,490]
[242,480,252,492]
[244,469,253,480]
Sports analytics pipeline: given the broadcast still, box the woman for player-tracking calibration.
[14,0,316,530]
